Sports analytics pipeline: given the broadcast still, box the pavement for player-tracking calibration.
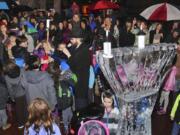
[0,93,175,135]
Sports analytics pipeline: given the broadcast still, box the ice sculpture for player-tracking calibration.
[96,43,177,135]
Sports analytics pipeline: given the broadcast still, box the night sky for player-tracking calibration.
[63,0,180,14]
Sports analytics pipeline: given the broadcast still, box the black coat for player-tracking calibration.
[68,43,90,99]
[53,29,63,48]
[82,27,93,45]
[72,21,81,37]
[119,28,135,47]
[97,27,117,48]
[0,43,8,64]
[165,34,179,44]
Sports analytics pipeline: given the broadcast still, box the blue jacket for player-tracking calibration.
[24,123,61,135]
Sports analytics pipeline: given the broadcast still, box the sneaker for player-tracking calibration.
[2,123,11,130]
[159,106,163,110]
[63,124,69,134]
[157,109,166,115]
[18,125,24,129]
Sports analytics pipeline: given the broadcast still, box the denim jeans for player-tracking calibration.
[0,109,8,127]
[175,80,180,92]
[171,122,180,135]
[62,107,73,130]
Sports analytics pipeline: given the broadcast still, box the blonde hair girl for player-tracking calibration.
[24,98,61,135]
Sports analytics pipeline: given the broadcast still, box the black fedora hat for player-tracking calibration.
[69,30,83,38]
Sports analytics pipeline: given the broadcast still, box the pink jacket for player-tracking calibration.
[163,66,177,92]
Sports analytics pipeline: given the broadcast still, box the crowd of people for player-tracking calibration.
[0,6,180,135]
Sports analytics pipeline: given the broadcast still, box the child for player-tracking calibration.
[170,93,180,135]
[47,62,76,134]
[4,60,27,129]
[157,65,177,115]
[101,91,120,135]
[24,98,61,135]
[0,62,11,130]
[33,40,54,71]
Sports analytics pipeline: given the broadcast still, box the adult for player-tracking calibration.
[0,21,8,44]
[97,16,117,48]
[71,1,80,15]
[149,23,164,44]
[71,13,81,38]
[80,19,93,45]
[53,21,64,48]
[119,18,135,47]
[88,14,96,32]
[165,29,179,44]
[59,31,90,110]
[37,21,46,42]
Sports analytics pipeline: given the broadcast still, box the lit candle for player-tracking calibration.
[46,19,50,29]
[140,24,143,30]
[106,30,109,37]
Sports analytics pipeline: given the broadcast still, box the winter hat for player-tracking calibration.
[69,30,83,38]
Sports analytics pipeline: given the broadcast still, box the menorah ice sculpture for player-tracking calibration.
[96,43,177,135]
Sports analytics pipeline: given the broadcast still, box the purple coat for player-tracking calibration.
[24,123,61,135]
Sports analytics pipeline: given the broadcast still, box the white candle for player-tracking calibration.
[140,24,143,30]
[103,42,113,58]
[103,29,113,58]
[106,30,108,37]
[46,19,50,29]
[138,35,145,49]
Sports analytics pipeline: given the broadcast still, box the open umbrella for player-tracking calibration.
[0,0,17,9]
[0,1,9,10]
[140,2,180,21]
[12,5,33,13]
[89,0,120,11]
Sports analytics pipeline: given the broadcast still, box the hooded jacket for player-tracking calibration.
[24,70,57,110]
[5,69,26,99]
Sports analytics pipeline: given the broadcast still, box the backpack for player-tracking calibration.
[57,80,73,110]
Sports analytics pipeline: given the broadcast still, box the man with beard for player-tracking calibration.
[59,31,90,110]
